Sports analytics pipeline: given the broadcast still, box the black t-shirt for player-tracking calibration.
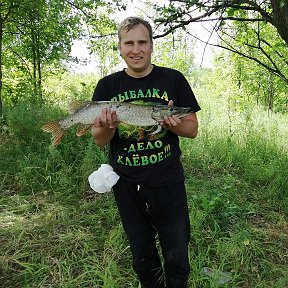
[92,65,201,186]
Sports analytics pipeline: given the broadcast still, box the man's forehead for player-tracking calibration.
[121,24,149,34]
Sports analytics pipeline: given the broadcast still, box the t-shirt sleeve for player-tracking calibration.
[92,78,109,101]
[175,72,201,112]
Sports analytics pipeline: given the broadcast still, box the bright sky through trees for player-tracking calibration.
[70,1,216,72]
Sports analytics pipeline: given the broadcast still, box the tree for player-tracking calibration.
[152,0,288,83]
[0,0,15,115]
[2,0,84,100]
[0,0,80,115]
[153,30,196,78]
[87,12,120,77]
[0,0,123,116]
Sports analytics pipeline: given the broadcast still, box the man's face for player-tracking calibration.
[119,24,153,77]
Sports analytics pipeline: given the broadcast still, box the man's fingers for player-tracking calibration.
[101,108,110,123]
[172,115,181,125]
[94,108,119,128]
[93,117,102,128]
[168,100,174,107]
[110,111,119,128]
[163,115,181,127]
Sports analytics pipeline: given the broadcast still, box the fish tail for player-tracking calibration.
[41,121,66,146]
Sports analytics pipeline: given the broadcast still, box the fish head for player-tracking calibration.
[151,105,193,122]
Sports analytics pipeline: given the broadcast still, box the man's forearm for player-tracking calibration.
[91,126,116,147]
[166,113,198,138]
[168,118,198,138]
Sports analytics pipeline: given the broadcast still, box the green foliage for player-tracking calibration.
[0,3,288,285]
[1,0,120,108]
[2,0,83,100]
[153,31,196,76]
[1,68,288,287]
[181,85,288,287]
[152,0,288,98]
[43,73,99,106]
[209,45,288,113]
[224,14,288,85]
[87,10,120,77]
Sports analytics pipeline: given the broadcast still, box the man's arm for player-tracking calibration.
[91,108,119,147]
[161,100,199,138]
[162,113,198,138]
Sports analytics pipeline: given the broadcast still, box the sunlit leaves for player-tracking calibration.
[0,0,125,104]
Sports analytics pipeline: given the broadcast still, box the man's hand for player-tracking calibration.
[93,108,119,129]
[161,100,198,138]
[91,108,119,147]
[161,100,181,128]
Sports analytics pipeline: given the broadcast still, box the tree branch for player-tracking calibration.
[64,0,91,18]
[153,0,276,39]
[214,31,288,84]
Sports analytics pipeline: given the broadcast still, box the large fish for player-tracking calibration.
[41,100,194,146]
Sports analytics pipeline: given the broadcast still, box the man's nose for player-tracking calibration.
[131,43,141,54]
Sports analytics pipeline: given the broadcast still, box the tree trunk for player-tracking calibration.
[31,29,38,96]
[0,19,3,116]
[31,26,43,100]
[36,34,42,100]
[271,0,288,44]
[268,73,274,111]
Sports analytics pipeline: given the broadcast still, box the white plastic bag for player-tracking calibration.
[88,164,120,193]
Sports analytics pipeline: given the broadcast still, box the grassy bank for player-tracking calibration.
[0,91,287,287]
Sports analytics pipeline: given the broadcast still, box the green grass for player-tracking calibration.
[1,91,288,287]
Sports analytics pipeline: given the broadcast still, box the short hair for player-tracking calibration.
[118,17,153,42]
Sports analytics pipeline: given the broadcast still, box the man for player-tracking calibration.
[91,16,200,288]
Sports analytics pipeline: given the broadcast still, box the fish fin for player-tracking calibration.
[41,121,66,146]
[148,134,157,141]
[76,124,93,137]
[67,100,91,114]
[137,128,145,141]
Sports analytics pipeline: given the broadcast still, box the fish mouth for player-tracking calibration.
[186,107,194,113]
[152,105,194,121]
[168,106,193,113]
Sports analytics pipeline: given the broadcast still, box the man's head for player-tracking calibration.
[118,17,153,42]
[118,17,154,78]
